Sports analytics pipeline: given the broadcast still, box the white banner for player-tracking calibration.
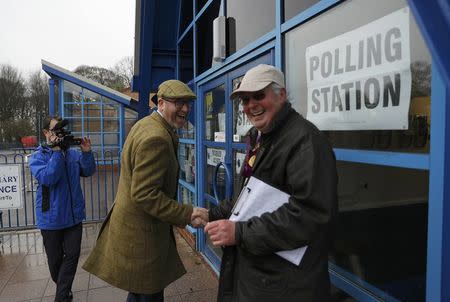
[305,8,411,130]
[0,164,23,210]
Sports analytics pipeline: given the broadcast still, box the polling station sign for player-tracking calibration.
[305,8,411,130]
[0,164,23,209]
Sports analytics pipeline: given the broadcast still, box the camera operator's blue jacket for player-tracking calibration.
[29,145,96,230]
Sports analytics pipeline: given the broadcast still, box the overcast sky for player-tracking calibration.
[0,0,135,77]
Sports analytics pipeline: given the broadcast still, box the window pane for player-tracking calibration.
[205,201,223,258]
[330,161,428,301]
[179,143,196,185]
[84,119,101,132]
[227,0,275,55]
[125,108,138,119]
[104,133,119,145]
[204,85,225,141]
[83,104,101,117]
[179,100,196,139]
[233,150,245,200]
[64,104,81,117]
[180,186,195,207]
[284,0,320,22]
[103,104,119,118]
[83,89,101,103]
[63,81,82,102]
[196,0,220,75]
[205,147,226,197]
[232,75,253,143]
[103,119,119,132]
[285,0,432,153]
[179,29,194,83]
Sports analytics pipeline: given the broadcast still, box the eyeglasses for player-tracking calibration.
[240,91,266,106]
[163,98,194,109]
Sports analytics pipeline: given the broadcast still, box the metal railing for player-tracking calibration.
[0,150,119,231]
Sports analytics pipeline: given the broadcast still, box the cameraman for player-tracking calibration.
[29,116,96,302]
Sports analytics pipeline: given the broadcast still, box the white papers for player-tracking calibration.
[229,176,307,265]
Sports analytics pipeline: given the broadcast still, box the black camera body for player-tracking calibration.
[49,119,82,150]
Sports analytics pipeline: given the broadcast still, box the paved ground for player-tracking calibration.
[0,223,218,302]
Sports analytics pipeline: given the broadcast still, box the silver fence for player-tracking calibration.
[0,150,119,231]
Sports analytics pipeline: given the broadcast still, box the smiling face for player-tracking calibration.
[158,98,191,129]
[240,85,286,133]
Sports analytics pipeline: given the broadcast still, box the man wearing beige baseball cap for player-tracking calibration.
[83,79,208,302]
[205,64,338,301]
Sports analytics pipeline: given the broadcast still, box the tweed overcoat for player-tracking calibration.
[83,112,193,294]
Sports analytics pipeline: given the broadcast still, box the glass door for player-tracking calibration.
[197,52,273,269]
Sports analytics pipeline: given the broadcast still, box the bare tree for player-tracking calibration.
[27,70,49,141]
[111,56,133,89]
[0,64,30,143]
[74,65,126,91]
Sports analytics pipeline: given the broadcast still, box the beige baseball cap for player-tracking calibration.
[230,64,285,99]
[157,79,196,100]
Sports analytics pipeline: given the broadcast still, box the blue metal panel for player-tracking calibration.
[275,0,282,69]
[407,0,450,91]
[134,0,155,119]
[334,148,429,170]
[427,65,449,302]
[179,179,195,193]
[48,78,55,115]
[58,80,64,117]
[179,138,195,144]
[119,105,125,148]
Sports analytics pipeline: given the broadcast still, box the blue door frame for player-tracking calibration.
[196,51,274,269]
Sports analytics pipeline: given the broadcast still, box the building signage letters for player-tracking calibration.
[305,8,411,130]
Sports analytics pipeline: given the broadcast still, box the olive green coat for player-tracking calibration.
[83,112,193,294]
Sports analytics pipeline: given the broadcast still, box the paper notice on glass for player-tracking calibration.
[229,176,307,265]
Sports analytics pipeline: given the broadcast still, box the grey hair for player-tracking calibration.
[270,83,291,103]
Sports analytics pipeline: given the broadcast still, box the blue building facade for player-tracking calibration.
[132,1,450,301]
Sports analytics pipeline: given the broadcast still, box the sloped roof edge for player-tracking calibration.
[41,59,137,107]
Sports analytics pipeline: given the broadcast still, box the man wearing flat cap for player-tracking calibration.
[83,80,208,302]
[204,64,338,301]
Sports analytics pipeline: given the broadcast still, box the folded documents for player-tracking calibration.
[229,176,307,265]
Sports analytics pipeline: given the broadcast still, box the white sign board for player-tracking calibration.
[207,148,226,166]
[305,8,411,130]
[0,164,23,209]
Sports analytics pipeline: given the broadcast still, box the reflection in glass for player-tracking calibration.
[83,104,101,117]
[104,133,119,145]
[64,104,82,117]
[204,85,225,141]
[232,76,253,142]
[180,186,195,207]
[284,0,320,22]
[226,0,275,55]
[103,104,118,118]
[233,150,246,200]
[205,201,223,258]
[330,161,428,301]
[284,0,432,154]
[205,147,226,198]
[63,81,82,102]
[103,119,119,132]
[83,119,101,132]
[179,143,196,185]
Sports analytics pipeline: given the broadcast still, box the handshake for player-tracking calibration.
[190,207,209,228]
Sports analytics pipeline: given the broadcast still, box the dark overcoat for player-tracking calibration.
[83,112,193,294]
[210,103,338,302]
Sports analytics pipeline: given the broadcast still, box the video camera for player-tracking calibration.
[48,119,82,150]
